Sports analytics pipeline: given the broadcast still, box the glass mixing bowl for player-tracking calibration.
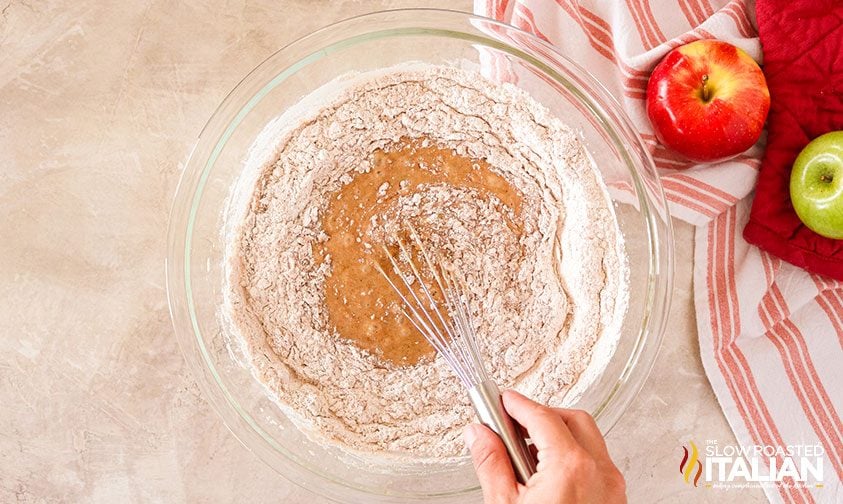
[166,8,673,503]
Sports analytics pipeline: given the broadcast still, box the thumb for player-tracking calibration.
[464,424,518,502]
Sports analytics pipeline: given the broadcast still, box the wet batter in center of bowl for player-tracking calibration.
[317,137,524,366]
[227,65,628,461]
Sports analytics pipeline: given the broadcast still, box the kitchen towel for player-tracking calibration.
[474,0,843,502]
[743,0,843,280]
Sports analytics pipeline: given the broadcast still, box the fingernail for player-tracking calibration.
[463,424,478,449]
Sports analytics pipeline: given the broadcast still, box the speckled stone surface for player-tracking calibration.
[0,1,766,502]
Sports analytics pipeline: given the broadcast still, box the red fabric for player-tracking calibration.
[743,0,843,280]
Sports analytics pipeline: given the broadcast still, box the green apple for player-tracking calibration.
[790,131,843,240]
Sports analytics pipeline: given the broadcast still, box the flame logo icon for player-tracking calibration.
[680,441,703,487]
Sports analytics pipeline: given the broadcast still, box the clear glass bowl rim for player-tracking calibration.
[165,8,674,502]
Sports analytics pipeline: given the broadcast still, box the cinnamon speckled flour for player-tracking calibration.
[225,66,628,462]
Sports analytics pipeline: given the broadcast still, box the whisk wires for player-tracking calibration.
[374,227,490,389]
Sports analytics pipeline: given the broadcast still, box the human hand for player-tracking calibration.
[464,390,627,504]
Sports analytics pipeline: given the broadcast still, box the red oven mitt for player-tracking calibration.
[743,0,843,280]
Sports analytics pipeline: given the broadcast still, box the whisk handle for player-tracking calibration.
[468,380,537,484]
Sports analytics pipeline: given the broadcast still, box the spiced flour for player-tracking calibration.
[225,65,628,461]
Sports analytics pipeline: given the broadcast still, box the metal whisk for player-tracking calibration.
[375,228,537,484]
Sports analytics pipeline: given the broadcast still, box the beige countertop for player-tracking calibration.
[0,1,766,502]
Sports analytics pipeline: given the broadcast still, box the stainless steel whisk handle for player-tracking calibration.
[468,380,537,484]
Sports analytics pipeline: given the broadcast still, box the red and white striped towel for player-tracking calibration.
[475,1,843,502]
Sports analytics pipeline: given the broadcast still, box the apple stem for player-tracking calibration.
[701,74,711,102]
[821,174,833,183]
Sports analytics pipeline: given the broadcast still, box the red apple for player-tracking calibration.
[646,40,770,164]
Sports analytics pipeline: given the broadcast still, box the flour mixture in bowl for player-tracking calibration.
[226,66,628,461]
